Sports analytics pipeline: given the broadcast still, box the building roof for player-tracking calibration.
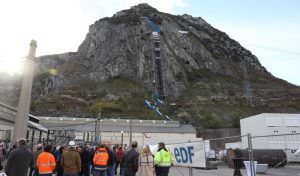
[38,117,196,134]
[0,101,47,131]
[50,123,195,133]
[241,113,300,121]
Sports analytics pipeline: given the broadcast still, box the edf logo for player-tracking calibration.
[174,146,194,163]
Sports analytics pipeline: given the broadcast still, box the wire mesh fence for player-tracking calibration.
[248,133,300,176]
[2,128,300,176]
[169,133,300,176]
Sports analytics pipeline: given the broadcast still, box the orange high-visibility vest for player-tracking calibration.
[37,152,56,174]
[93,148,109,166]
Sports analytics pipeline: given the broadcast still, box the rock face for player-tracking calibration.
[76,4,267,98]
[1,4,300,136]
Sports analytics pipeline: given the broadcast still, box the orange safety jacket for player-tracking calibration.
[37,152,56,174]
[93,148,109,167]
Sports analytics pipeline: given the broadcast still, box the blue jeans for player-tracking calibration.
[93,170,107,176]
[64,174,78,176]
[107,165,114,176]
[120,168,125,176]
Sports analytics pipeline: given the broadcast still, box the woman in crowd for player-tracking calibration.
[137,145,154,176]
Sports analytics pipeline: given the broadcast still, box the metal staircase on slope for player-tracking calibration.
[144,17,165,99]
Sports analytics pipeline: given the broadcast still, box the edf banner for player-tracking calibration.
[166,141,206,168]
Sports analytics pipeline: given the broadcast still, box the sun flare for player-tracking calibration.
[0,57,24,75]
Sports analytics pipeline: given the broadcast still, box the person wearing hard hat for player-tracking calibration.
[154,142,173,176]
[36,145,56,176]
[61,141,81,176]
[93,144,109,176]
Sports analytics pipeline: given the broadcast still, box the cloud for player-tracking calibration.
[0,0,187,60]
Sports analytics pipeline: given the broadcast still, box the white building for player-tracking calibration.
[38,117,198,147]
[240,113,300,150]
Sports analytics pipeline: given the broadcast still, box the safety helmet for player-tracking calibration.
[68,141,76,147]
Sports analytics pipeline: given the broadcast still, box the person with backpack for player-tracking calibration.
[137,145,154,176]
[93,144,109,176]
[36,145,56,176]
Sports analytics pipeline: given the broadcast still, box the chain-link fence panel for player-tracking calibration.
[248,133,300,176]
[169,133,300,176]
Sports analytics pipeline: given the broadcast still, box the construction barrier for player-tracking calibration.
[167,141,206,168]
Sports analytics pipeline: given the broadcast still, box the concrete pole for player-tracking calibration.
[129,119,132,148]
[13,40,37,142]
[121,131,124,147]
[95,112,101,145]
[99,118,102,144]
[247,133,256,176]
[94,119,98,144]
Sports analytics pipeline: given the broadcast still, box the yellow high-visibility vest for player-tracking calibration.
[154,149,172,167]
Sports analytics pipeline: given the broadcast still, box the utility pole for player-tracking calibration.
[13,40,37,142]
[94,119,97,145]
[121,131,124,147]
[99,117,102,144]
[95,112,101,145]
[129,119,132,148]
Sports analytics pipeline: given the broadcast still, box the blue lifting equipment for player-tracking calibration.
[144,17,160,33]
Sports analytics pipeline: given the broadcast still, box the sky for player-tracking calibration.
[0,0,299,85]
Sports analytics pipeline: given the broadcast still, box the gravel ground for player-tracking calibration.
[169,164,300,176]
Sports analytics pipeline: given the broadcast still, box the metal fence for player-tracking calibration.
[169,133,300,176]
[2,129,300,176]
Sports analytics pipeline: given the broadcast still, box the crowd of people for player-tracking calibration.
[0,139,173,176]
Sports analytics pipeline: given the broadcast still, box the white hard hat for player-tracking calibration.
[68,141,76,147]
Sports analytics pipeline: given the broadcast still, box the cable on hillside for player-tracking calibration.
[246,43,300,56]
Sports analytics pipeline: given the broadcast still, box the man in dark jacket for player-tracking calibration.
[80,145,91,176]
[0,143,6,165]
[6,143,17,159]
[106,146,117,176]
[122,141,139,176]
[5,138,33,176]
[56,146,65,176]
[30,143,43,176]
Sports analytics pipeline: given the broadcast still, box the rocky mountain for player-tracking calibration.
[1,4,300,136]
